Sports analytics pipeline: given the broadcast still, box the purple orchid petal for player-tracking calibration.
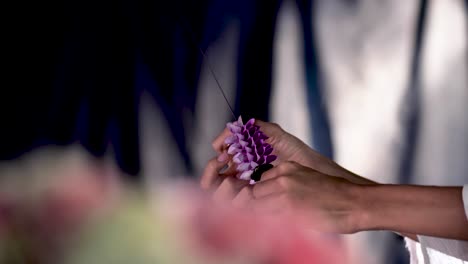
[257,146,265,155]
[239,140,248,147]
[228,144,240,155]
[224,116,277,181]
[237,116,243,125]
[225,135,237,144]
[254,139,264,147]
[264,146,273,155]
[247,137,254,145]
[233,153,244,164]
[257,156,265,164]
[248,127,258,136]
[239,170,253,180]
[227,123,242,133]
[265,155,277,163]
[253,153,260,162]
[256,131,268,140]
[245,118,255,129]
[237,163,250,172]
[250,161,258,169]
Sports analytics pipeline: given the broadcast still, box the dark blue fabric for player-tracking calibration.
[2,0,338,178]
[234,0,282,121]
[398,0,429,184]
[297,0,334,159]
[1,0,289,178]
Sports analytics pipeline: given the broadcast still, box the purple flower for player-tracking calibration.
[225,116,277,181]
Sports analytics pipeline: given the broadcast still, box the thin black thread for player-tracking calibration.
[197,46,237,119]
[177,16,237,119]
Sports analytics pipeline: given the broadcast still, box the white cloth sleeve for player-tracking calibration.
[463,185,468,221]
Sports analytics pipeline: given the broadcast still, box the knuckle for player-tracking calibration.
[270,122,282,130]
[200,174,211,189]
[200,180,208,190]
[278,161,295,173]
[211,141,222,152]
[287,161,302,173]
[206,158,218,171]
[211,141,217,151]
[201,159,218,188]
[277,163,288,174]
[288,160,299,166]
[277,175,291,189]
[239,186,251,197]
[222,177,236,189]
[287,160,300,169]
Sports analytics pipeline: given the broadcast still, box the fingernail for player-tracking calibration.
[217,152,228,162]
[219,164,229,174]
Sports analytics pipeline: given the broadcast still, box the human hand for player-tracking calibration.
[200,157,363,233]
[200,120,374,193]
[246,161,363,234]
[199,120,307,194]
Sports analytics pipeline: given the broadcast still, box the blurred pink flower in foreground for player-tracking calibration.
[0,147,347,264]
[157,185,346,264]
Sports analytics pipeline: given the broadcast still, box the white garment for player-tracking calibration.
[405,185,468,264]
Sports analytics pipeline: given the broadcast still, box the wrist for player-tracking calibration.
[349,183,374,233]
[350,184,468,240]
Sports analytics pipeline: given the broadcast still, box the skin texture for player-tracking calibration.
[201,120,468,241]
[359,185,467,240]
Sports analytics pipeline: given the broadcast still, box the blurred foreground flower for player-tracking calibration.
[0,147,346,264]
[65,184,345,264]
[0,147,120,264]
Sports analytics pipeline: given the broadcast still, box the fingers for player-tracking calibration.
[255,120,283,137]
[200,153,230,190]
[211,127,231,153]
[258,165,281,181]
[252,178,283,199]
[232,186,254,208]
[213,177,250,203]
[259,161,298,181]
[221,160,239,176]
[252,161,302,198]
[250,193,287,214]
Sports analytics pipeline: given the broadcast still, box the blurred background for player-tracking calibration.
[1,0,467,263]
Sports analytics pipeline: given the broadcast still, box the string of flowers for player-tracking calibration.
[225,117,277,183]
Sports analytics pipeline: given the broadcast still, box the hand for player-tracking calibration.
[248,161,362,234]
[210,120,314,168]
[201,120,375,192]
[199,151,251,203]
[200,120,307,193]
